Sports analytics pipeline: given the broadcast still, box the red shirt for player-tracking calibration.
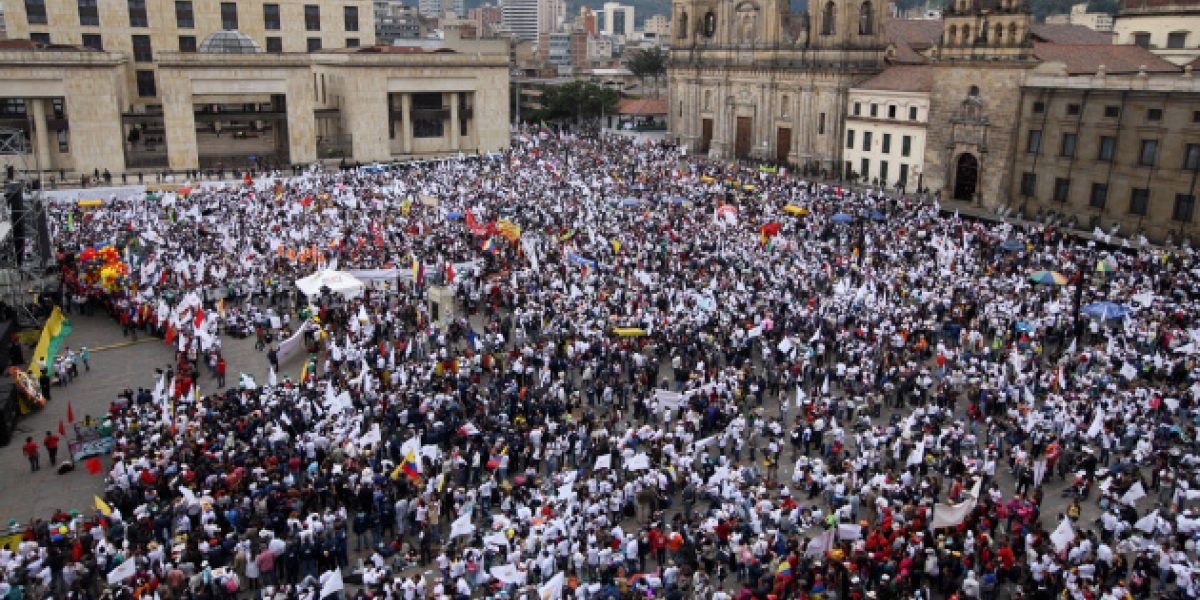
[22,441,37,457]
[43,435,58,450]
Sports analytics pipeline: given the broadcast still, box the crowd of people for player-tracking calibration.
[5,130,1200,600]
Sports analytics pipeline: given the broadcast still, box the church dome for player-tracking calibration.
[198,30,264,54]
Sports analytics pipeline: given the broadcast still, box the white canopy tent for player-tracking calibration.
[296,270,365,299]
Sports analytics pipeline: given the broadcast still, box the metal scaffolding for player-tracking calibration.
[0,127,54,328]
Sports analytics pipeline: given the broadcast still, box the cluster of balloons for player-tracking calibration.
[78,244,132,294]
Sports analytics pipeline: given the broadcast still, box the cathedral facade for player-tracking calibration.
[668,0,1038,206]
[666,0,891,174]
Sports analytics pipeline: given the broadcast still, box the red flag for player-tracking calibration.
[58,420,65,436]
[67,402,74,423]
[165,325,177,345]
[193,307,205,329]
[85,457,102,475]
[446,263,455,283]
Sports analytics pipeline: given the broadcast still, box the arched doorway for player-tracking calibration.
[953,153,979,201]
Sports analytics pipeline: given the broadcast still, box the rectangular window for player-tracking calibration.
[1148,108,1163,121]
[345,6,359,31]
[51,98,64,118]
[136,70,157,97]
[305,5,321,31]
[1053,178,1071,203]
[870,104,878,117]
[901,135,912,157]
[24,0,47,24]
[909,106,918,120]
[880,161,889,185]
[853,102,861,116]
[882,133,891,154]
[1020,172,1036,197]
[1130,188,1150,216]
[0,100,26,117]
[860,158,869,180]
[1033,101,1045,113]
[1195,111,1200,123]
[1099,136,1116,162]
[179,35,196,52]
[82,33,103,50]
[220,2,238,29]
[888,105,896,119]
[57,130,68,153]
[306,37,322,52]
[263,3,280,29]
[1027,130,1042,154]
[175,1,194,27]
[1134,32,1151,48]
[1061,133,1077,157]
[1105,105,1120,118]
[132,35,153,62]
[30,32,50,44]
[1140,140,1158,166]
[128,0,148,27]
[1187,144,1200,171]
[863,131,872,151]
[266,37,282,52]
[77,0,99,26]
[1067,103,1080,116]
[818,113,825,135]
[846,130,855,150]
[346,38,360,48]
[1168,32,1188,49]
[1090,183,1108,209]
[1175,194,1196,222]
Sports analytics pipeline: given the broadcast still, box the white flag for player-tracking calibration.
[107,558,138,584]
[319,568,344,599]
[449,512,476,539]
[1086,409,1105,438]
[538,572,565,600]
[1122,481,1147,505]
[594,454,612,470]
[1050,518,1075,552]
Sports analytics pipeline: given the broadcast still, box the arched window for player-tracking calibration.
[1008,23,1017,45]
[781,95,789,116]
[948,25,957,45]
[678,12,688,38]
[981,20,989,42]
[995,23,1003,42]
[858,1,873,35]
[822,1,836,36]
[962,24,971,44]
[703,12,716,37]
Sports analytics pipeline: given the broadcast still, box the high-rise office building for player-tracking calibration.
[598,2,633,37]
[502,0,538,41]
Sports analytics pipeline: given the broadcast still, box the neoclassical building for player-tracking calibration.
[666,0,891,173]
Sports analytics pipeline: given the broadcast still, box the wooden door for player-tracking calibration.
[776,127,792,162]
[699,118,713,154]
[735,117,752,158]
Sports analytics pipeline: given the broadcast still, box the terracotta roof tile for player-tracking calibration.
[853,65,934,92]
[886,19,943,64]
[1033,42,1181,74]
[1030,24,1115,45]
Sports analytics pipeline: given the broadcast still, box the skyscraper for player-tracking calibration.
[502,0,539,42]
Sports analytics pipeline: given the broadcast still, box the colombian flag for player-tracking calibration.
[401,449,420,482]
[412,259,425,288]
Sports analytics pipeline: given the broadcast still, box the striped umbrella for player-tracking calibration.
[1030,270,1069,285]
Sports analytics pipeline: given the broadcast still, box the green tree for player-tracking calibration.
[542,81,620,124]
[627,46,668,98]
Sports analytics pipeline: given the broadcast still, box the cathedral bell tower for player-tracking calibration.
[805,0,889,51]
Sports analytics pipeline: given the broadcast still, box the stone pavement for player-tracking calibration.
[0,310,310,524]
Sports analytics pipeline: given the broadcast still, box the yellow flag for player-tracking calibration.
[94,496,113,517]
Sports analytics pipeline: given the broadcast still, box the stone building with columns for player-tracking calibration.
[0,0,509,177]
[667,0,891,173]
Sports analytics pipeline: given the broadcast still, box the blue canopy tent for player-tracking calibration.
[830,213,854,223]
[446,211,465,220]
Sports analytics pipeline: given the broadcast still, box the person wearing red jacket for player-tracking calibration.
[22,436,40,471]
